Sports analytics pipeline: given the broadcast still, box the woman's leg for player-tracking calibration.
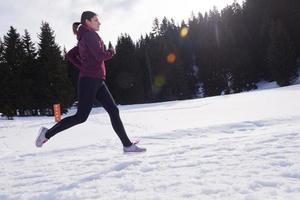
[45,77,99,139]
[95,82,132,147]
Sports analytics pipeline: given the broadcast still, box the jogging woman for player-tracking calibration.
[36,11,146,153]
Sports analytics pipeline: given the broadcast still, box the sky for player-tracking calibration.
[0,0,244,51]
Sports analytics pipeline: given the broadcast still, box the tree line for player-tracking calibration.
[1,0,299,119]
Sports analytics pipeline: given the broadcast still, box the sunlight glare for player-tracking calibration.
[166,53,176,64]
[180,27,189,38]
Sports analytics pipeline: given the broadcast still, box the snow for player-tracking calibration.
[1,83,300,199]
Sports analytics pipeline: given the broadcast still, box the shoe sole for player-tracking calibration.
[123,149,147,153]
[35,127,45,147]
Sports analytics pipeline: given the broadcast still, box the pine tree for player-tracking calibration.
[151,18,160,38]
[0,38,4,62]
[135,36,154,102]
[198,8,228,96]
[185,15,202,97]
[0,38,5,117]
[110,34,145,104]
[144,49,154,101]
[18,30,37,115]
[220,3,257,93]
[36,22,74,115]
[267,20,298,86]
[0,27,26,119]
[259,15,273,81]
[243,0,300,81]
[285,0,300,55]
[165,20,189,100]
[145,32,166,101]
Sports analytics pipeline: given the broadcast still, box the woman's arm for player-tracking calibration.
[84,32,114,62]
[65,46,82,69]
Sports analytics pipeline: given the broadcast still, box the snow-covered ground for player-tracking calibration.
[1,83,300,200]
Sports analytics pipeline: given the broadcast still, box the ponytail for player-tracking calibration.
[72,22,81,35]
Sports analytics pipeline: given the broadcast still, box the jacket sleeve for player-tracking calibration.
[84,32,114,62]
[65,46,82,69]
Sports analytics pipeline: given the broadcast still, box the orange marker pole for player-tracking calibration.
[53,104,61,122]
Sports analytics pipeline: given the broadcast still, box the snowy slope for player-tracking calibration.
[1,84,300,200]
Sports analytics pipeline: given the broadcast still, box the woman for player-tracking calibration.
[35,11,146,153]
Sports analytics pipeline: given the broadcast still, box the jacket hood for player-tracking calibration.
[77,25,93,41]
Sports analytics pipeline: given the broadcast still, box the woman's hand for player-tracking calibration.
[109,47,116,56]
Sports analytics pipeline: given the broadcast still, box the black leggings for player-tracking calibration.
[45,77,132,147]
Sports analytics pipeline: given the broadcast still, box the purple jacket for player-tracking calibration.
[66,25,114,80]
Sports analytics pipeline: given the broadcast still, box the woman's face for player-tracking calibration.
[86,15,101,31]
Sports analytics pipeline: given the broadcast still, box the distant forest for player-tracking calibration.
[0,0,299,119]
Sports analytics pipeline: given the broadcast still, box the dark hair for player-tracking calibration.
[72,11,97,35]
[81,11,97,24]
[72,22,81,35]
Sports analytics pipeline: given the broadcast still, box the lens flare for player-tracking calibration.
[180,27,189,38]
[166,53,176,64]
[154,75,166,88]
